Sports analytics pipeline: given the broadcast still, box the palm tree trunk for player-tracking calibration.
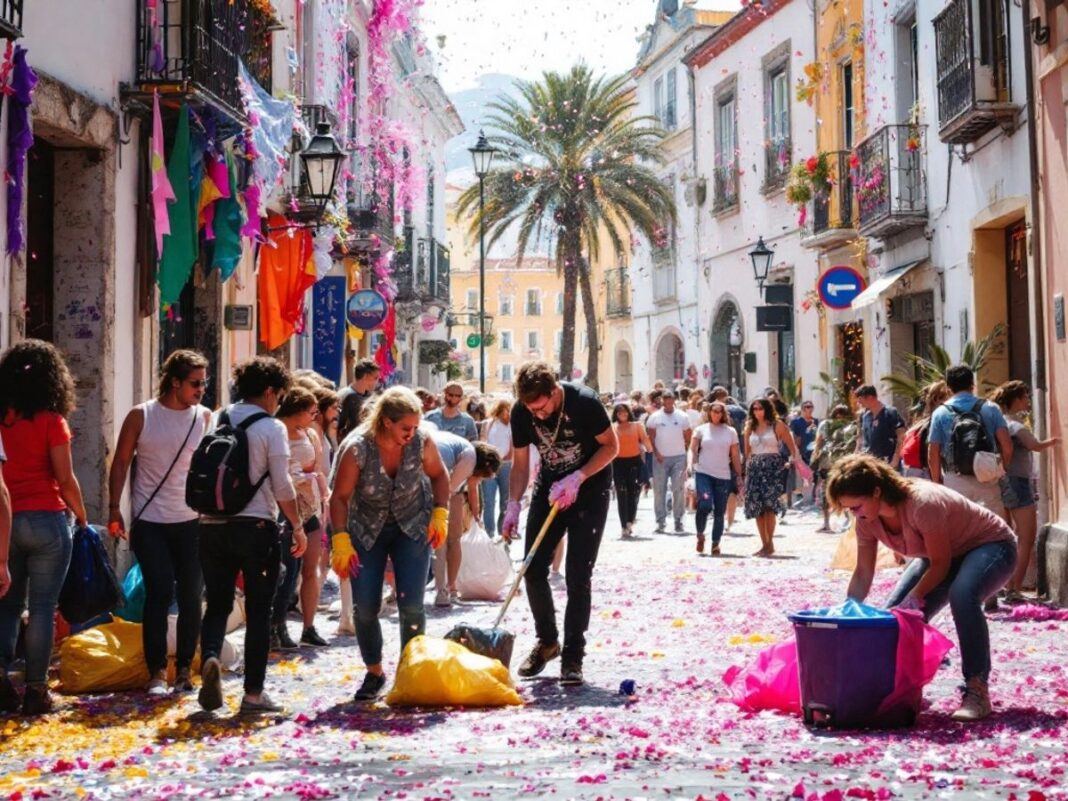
[559,252,578,379]
[578,255,599,390]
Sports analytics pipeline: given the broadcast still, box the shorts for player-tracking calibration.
[1001,475,1035,510]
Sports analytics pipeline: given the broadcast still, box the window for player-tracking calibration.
[426,164,435,238]
[713,85,738,211]
[499,294,513,316]
[664,68,677,130]
[764,54,791,190]
[653,77,663,127]
[527,330,540,351]
[466,289,478,311]
[500,364,514,382]
[579,331,588,352]
[526,289,541,316]
[841,61,855,148]
[555,330,563,355]
[555,292,564,315]
[346,44,360,144]
[499,330,513,352]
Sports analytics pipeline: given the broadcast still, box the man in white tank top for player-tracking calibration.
[108,350,213,696]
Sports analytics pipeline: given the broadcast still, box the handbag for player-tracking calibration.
[59,525,124,624]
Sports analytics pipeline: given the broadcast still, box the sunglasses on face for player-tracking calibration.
[186,378,210,389]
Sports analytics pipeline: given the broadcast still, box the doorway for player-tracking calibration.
[838,321,865,392]
[655,332,685,383]
[1005,220,1032,387]
[615,345,633,393]
[710,301,744,397]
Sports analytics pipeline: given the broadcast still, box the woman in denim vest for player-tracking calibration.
[329,387,451,701]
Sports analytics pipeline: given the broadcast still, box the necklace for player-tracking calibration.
[542,388,565,448]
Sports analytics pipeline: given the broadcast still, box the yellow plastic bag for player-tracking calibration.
[386,636,523,708]
[59,618,150,694]
[829,521,902,572]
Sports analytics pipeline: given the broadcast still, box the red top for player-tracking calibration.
[0,411,72,513]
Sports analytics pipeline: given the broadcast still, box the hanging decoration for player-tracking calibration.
[785,153,832,227]
[157,104,198,313]
[5,44,38,257]
[374,302,398,378]
[149,92,175,260]
[258,213,317,350]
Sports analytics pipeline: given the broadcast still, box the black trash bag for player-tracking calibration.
[59,525,123,625]
[444,624,515,669]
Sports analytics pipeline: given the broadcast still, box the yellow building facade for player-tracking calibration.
[799,0,869,391]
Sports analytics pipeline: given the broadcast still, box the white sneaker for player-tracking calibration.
[434,587,452,608]
[146,674,169,697]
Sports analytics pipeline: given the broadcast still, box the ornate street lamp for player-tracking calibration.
[749,236,774,298]
[299,121,346,223]
[468,130,497,392]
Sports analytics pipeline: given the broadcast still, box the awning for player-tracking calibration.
[851,260,925,309]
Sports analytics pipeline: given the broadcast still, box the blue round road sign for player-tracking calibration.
[346,289,388,330]
[818,266,866,310]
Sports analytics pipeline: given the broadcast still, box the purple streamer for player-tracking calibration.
[7,46,38,256]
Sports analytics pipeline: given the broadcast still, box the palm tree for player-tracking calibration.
[881,324,1005,404]
[456,65,676,388]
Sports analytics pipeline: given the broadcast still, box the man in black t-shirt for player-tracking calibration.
[854,384,906,468]
[336,359,380,443]
[502,361,618,686]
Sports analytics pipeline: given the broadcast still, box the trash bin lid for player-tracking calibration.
[788,598,897,628]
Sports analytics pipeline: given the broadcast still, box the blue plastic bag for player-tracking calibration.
[788,598,897,627]
[117,563,145,623]
[59,525,123,625]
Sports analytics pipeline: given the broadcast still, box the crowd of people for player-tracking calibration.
[0,337,1056,723]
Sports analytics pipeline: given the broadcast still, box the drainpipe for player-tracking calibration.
[1022,0,1050,565]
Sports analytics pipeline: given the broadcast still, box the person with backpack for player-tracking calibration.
[0,340,87,716]
[107,349,213,695]
[328,387,452,701]
[928,365,1013,518]
[188,357,307,715]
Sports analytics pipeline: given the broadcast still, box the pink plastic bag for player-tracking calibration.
[875,609,954,720]
[722,640,801,714]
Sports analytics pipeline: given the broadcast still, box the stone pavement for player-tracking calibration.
[3,492,1068,800]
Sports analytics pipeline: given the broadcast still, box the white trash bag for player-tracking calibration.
[455,523,514,601]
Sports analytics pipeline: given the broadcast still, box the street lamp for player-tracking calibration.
[748,236,774,298]
[468,129,496,392]
[299,121,347,223]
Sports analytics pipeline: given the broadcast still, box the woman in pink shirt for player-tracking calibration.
[825,454,1016,723]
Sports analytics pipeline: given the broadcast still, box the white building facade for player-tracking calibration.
[686,0,820,404]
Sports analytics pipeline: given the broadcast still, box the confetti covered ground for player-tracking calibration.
[3,495,1067,801]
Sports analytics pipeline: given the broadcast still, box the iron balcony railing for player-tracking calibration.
[394,227,418,299]
[712,164,739,213]
[934,0,1016,144]
[854,124,927,239]
[763,137,791,192]
[0,0,22,39]
[605,267,630,318]
[396,229,450,304]
[803,151,856,247]
[134,0,274,123]
[434,240,450,303]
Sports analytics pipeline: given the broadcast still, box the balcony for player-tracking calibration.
[345,169,395,253]
[854,124,927,239]
[934,0,1018,145]
[131,0,275,126]
[0,0,23,39]
[712,164,739,214]
[801,151,857,250]
[395,228,450,304]
[763,138,791,193]
[605,267,630,318]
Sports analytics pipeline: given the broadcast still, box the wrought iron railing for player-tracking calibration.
[605,268,630,318]
[393,227,417,299]
[434,241,450,302]
[712,164,739,212]
[808,151,855,236]
[134,0,274,121]
[0,0,22,39]
[934,0,1013,143]
[854,124,927,237]
[763,138,791,192]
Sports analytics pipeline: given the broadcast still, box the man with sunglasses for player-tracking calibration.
[425,381,478,442]
[502,361,618,686]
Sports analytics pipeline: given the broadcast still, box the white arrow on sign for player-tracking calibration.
[827,282,858,297]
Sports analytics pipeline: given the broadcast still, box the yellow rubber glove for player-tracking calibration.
[331,532,359,579]
[428,506,449,550]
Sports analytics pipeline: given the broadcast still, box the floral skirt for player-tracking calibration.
[744,453,786,519]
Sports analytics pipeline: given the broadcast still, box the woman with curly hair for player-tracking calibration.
[0,340,87,716]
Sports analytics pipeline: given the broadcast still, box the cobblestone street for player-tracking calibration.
[3,494,1068,800]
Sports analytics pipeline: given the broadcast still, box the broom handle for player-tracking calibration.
[492,503,559,629]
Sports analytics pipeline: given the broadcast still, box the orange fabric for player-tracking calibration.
[258,214,316,350]
[615,423,643,458]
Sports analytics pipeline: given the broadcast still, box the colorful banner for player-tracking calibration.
[312,276,346,387]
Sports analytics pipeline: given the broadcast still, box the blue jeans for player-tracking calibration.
[653,454,686,527]
[352,522,431,667]
[481,462,512,536]
[0,511,73,684]
[886,539,1016,681]
[694,473,732,544]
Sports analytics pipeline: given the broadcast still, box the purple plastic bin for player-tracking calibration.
[789,607,909,729]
